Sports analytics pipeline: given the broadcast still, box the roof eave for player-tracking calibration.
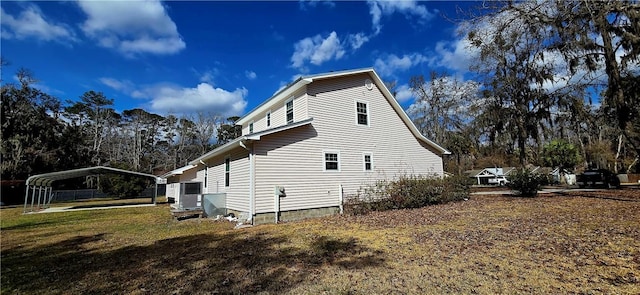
[190,118,315,164]
[367,70,451,155]
[161,164,197,178]
[189,136,248,165]
[236,78,312,126]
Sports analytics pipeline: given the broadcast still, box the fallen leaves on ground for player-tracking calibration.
[1,189,639,294]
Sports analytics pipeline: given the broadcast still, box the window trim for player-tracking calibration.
[323,150,341,172]
[203,166,208,188]
[266,110,271,127]
[248,121,254,134]
[224,157,230,187]
[363,152,373,171]
[285,98,294,124]
[355,100,370,126]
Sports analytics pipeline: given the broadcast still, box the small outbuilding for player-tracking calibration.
[23,166,162,213]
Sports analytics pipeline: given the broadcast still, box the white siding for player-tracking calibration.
[200,146,250,212]
[253,73,444,213]
[242,88,308,135]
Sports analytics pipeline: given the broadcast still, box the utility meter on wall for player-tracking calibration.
[275,186,286,197]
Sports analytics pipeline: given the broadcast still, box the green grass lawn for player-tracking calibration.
[2,191,639,294]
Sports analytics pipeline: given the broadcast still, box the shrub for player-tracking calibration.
[507,168,544,197]
[343,175,471,215]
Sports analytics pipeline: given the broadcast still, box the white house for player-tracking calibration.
[163,68,450,224]
[465,167,517,185]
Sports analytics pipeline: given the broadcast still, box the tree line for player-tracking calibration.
[2,0,639,184]
[403,0,639,175]
[1,67,241,182]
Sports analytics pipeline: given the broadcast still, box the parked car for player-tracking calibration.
[576,169,620,188]
[488,176,509,186]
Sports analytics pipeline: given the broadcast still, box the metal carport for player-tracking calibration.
[23,166,162,213]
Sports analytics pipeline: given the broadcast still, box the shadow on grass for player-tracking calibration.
[1,230,385,294]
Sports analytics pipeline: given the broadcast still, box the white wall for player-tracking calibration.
[252,72,444,213]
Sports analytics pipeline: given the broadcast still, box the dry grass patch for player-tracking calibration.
[2,191,639,294]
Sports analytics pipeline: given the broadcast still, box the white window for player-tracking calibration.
[249,122,254,134]
[266,111,271,127]
[286,99,294,124]
[363,153,372,171]
[323,151,340,171]
[356,101,369,126]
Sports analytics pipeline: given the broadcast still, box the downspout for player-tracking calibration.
[239,140,255,223]
[274,188,280,223]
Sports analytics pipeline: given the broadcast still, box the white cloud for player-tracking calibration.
[199,71,215,83]
[394,84,414,103]
[77,0,185,56]
[430,38,478,75]
[290,30,371,70]
[143,83,247,116]
[291,31,345,69]
[0,5,76,42]
[299,0,335,9]
[346,32,370,50]
[99,77,135,93]
[245,70,257,80]
[374,53,427,77]
[100,77,247,116]
[367,0,436,35]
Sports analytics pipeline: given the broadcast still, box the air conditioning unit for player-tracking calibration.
[179,194,197,209]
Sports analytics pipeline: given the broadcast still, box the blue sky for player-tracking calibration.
[1,0,479,117]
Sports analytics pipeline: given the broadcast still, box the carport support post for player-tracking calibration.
[23,184,30,213]
[153,182,157,205]
[44,187,52,208]
[30,186,37,212]
[37,186,44,210]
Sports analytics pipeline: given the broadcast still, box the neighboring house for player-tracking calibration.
[530,166,576,185]
[163,68,450,224]
[465,166,576,186]
[465,167,516,185]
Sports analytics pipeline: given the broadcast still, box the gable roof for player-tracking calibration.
[465,167,517,178]
[237,68,450,155]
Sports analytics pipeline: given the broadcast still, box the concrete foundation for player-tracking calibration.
[253,206,340,225]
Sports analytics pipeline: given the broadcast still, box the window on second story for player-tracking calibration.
[266,111,271,127]
[356,101,369,126]
[249,122,254,134]
[286,99,294,124]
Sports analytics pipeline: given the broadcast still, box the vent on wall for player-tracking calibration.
[365,79,373,90]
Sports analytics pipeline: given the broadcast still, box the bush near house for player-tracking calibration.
[344,175,472,215]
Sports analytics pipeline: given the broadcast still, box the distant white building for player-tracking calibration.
[465,167,516,185]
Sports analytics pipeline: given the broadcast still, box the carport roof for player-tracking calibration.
[25,166,160,187]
